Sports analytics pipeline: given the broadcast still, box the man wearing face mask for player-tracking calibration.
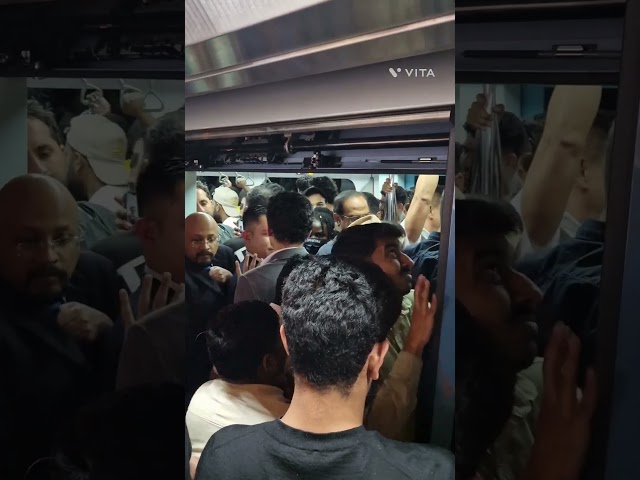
[185,212,237,401]
[0,175,121,479]
[195,256,453,480]
[304,207,335,255]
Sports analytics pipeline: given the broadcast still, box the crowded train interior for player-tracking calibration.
[455,1,639,479]
[184,1,456,479]
[1,1,188,479]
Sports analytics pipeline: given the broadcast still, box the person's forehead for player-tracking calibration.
[375,235,402,251]
[196,189,208,199]
[187,219,217,235]
[343,196,367,210]
[27,117,56,144]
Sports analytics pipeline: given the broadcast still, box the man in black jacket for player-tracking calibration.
[0,174,121,479]
[185,212,236,401]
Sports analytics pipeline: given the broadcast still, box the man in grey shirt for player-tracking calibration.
[234,192,312,304]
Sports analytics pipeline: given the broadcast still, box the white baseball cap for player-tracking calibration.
[213,186,241,218]
[66,114,128,187]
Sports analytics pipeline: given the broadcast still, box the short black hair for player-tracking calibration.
[206,301,281,381]
[242,203,267,228]
[136,159,184,217]
[362,192,380,215]
[246,183,285,209]
[499,112,529,158]
[333,222,405,262]
[27,99,63,145]
[395,186,408,205]
[267,191,313,245]
[145,114,185,165]
[54,384,183,480]
[312,207,336,239]
[196,180,211,199]
[281,256,399,394]
[334,190,368,216]
[303,186,326,201]
[310,176,339,204]
[296,176,313,193]
[456,197,523,240]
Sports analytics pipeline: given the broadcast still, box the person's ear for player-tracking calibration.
[279,324,290,355]
[241,230,251,242]
[366,340,390,381]
[262,353,280,376]
[333,213,341,228]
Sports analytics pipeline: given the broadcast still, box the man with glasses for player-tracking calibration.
[185,212,237,401]
[317,190,371,256]
[0,174,122,479]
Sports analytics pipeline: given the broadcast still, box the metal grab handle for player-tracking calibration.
[80,78,103,106]
[143,80,165,113]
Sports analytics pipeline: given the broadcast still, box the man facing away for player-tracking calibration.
[234,191,312,304]
[195,256,453,480]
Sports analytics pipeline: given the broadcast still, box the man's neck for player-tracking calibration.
[280,380,366,434]
[84,172,106,200]
[270,239,303,253]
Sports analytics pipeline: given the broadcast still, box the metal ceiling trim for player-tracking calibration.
[186,0,453,77]
[456,0,624,14]
[186,108,452,141]
[186,17,453,97]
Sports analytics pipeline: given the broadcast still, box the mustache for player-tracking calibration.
[196,250,213,260]
[27,266,69,284]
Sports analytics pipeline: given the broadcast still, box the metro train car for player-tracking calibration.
[185,0,457,449]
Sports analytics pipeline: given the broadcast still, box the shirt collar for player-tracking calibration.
[575,220,605,244]
[262,246,303,265]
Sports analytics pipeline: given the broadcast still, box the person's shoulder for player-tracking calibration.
[77,250,117,274]
[201,422,268,455]
[373,436,454,479]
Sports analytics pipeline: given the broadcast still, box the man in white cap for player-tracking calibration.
[212,186,242,229]
[65,114,129,213]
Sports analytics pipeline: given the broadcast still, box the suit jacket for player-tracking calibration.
[185,250,236,403]
[116,301,186,393]
[234,247,309,304]
[0,251,121,479]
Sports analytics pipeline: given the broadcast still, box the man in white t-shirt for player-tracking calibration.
[65,114,129,213]
[187,301,289,476]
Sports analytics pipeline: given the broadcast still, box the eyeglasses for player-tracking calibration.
[16,234,83,257]
[191,236,219,247]
[338,214,368,222]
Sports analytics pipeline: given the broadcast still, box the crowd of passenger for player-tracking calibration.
[1,88,186,479]
[186,171,453,479]
[454,85,610,479]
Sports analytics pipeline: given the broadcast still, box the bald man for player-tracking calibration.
[185,212,237,401]
[0,174,122,479]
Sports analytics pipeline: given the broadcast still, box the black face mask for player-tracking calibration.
[304,237,327,255]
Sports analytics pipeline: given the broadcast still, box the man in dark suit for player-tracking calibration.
[0,175,121,479]
[234,192,312,304]
[185,212,237,401]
